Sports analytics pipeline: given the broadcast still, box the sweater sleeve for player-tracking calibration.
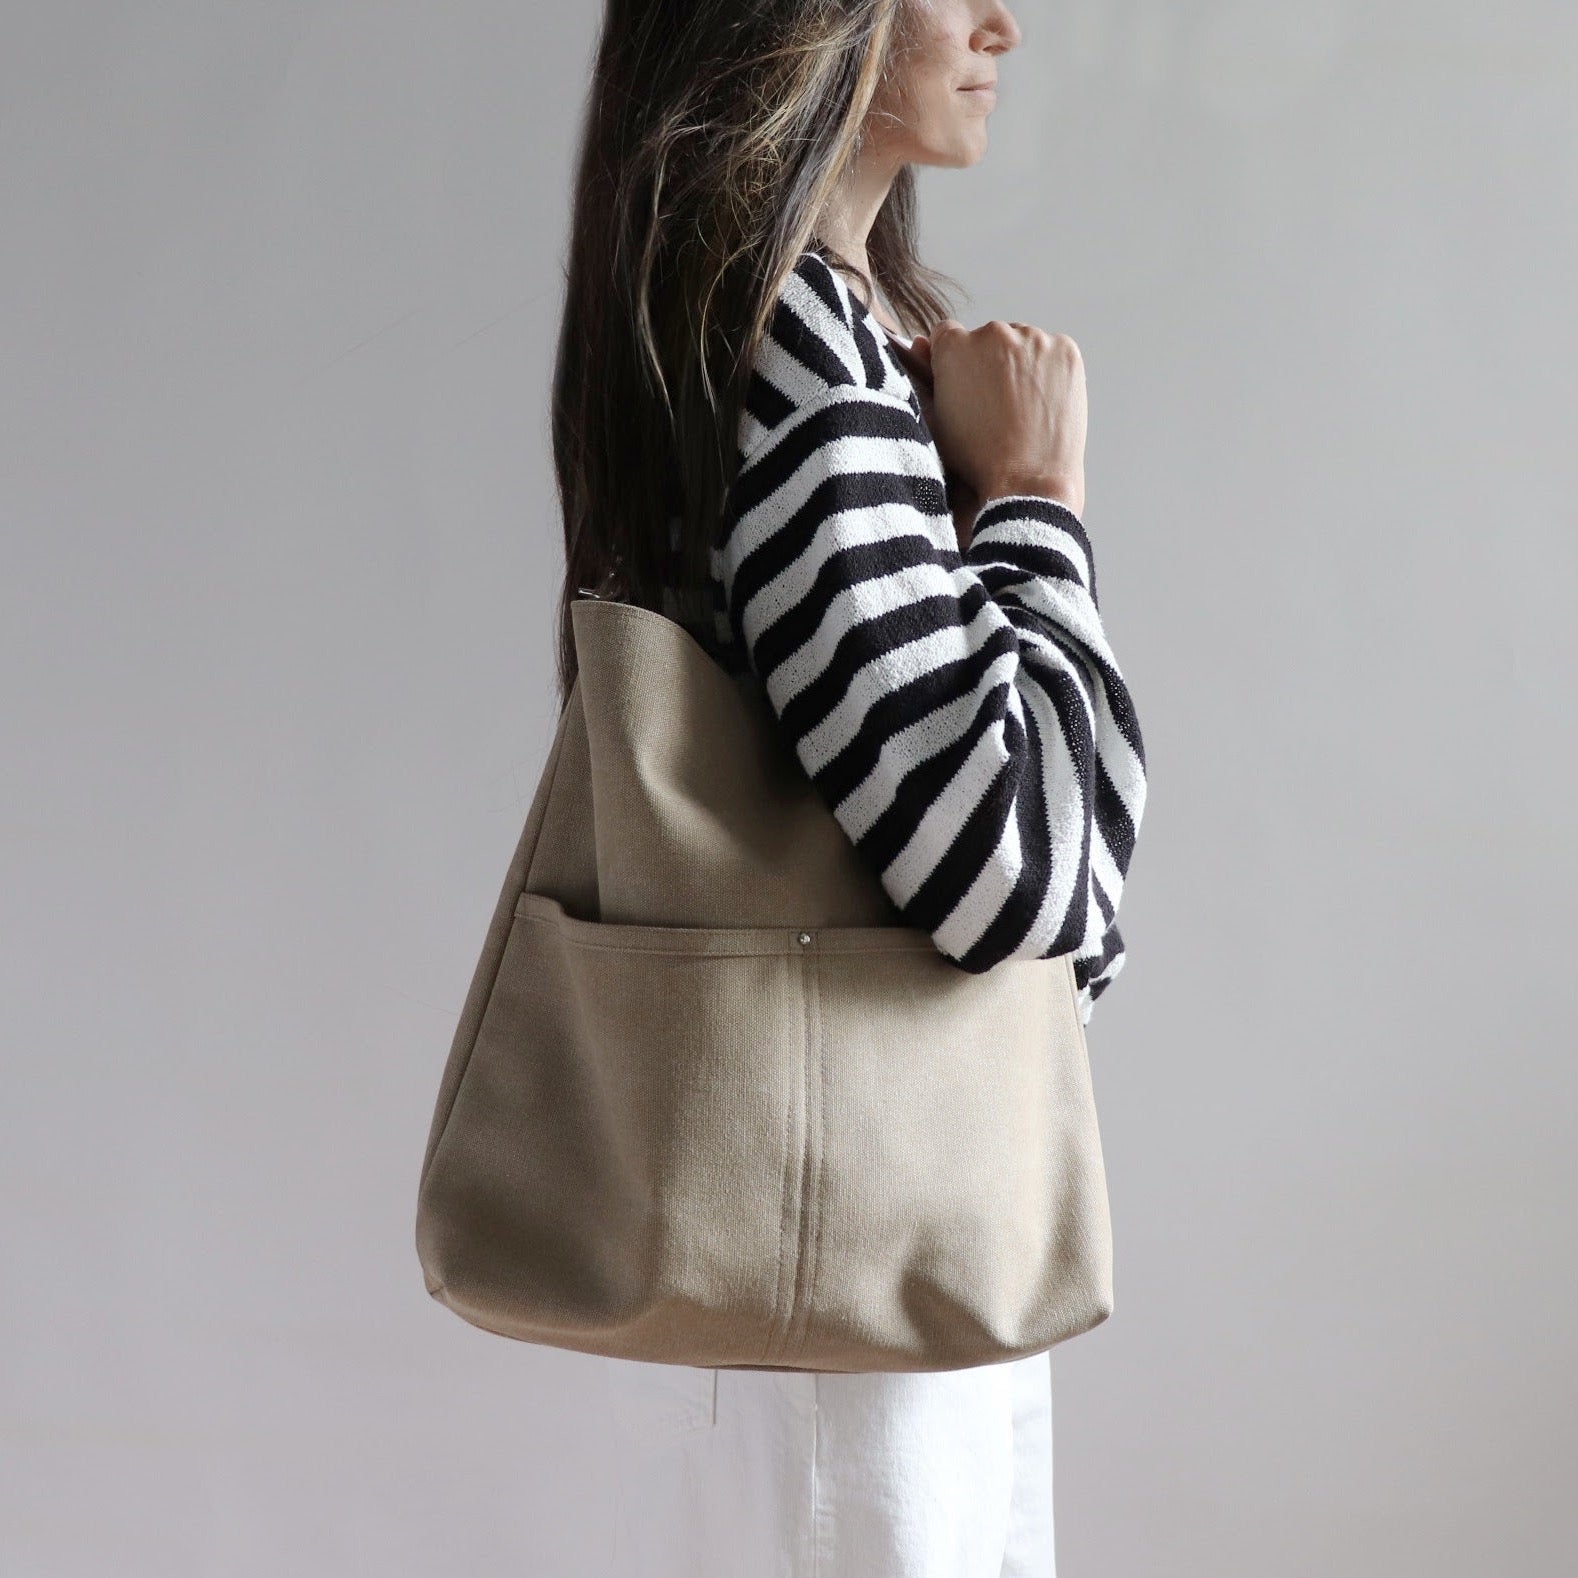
[716,380,1147,1025]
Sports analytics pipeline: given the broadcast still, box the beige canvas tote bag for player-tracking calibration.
[414,595,1114,1373]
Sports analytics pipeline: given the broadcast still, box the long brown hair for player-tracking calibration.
[548,0,960,709]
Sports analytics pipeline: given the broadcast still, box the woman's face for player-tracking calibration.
[867,0,1022,168]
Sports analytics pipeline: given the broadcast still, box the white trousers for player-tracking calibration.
[600,1349,1055,1577]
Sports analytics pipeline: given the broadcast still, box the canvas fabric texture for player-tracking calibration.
[415,596,1113,1373]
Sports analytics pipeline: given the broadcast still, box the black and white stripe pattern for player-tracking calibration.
[674,249,1147,1024]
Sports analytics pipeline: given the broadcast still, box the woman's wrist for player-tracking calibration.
[977,475,1084,517]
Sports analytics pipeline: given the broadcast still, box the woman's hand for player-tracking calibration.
[907,319,1088,521]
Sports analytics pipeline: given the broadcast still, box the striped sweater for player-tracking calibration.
[662,249,1147,1026]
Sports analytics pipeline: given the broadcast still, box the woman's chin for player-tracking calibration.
[911,127,989,169]
[950,129,990,168]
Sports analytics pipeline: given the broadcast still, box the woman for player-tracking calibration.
[548,1,1148,1573]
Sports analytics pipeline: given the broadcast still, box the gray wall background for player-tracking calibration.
[4,2,1575,1573]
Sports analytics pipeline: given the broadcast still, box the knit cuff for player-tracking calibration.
[967,494,1098,606]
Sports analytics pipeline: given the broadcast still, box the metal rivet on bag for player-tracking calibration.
[797,931,812,945]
